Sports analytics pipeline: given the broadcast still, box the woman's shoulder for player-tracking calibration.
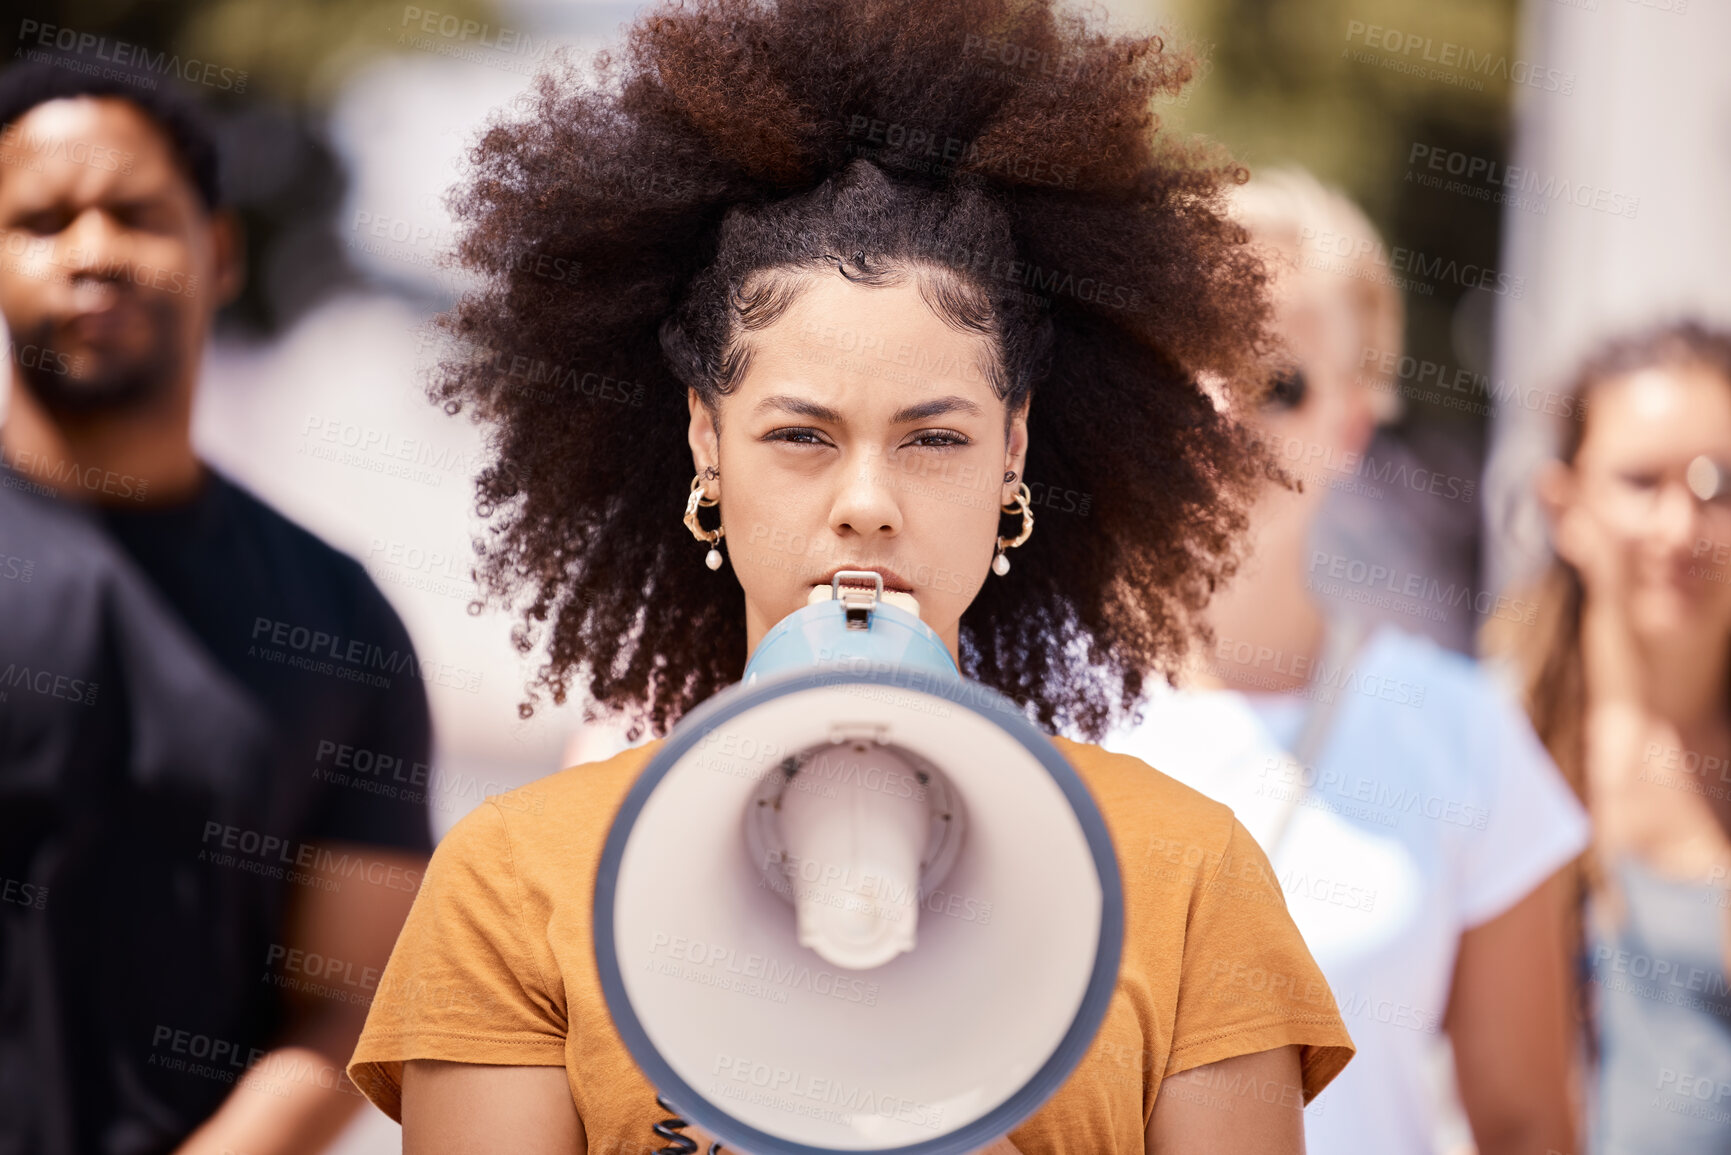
[477,733,1227,822]
[1047,733,1241,865]
[432,738,671,869]
[515,737,668,814]
[434,733,1239,887]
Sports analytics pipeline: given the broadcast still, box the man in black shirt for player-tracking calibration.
[0,63,433,1155]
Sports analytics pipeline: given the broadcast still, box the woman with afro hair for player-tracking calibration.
[346,0,1355,1151]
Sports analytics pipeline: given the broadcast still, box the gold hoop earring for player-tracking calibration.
[993,481,1034,575]
[684,473,725,570]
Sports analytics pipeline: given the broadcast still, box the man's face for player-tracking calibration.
[0,96,223,414]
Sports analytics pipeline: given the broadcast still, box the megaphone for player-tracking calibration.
[595,571,1124,1154]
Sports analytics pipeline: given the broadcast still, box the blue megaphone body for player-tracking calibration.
[742,571,961,686]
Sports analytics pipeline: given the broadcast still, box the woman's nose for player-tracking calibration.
[1651,480,1704,551]
[828,448,903,537]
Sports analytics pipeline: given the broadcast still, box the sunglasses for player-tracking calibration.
[1687,454,1730,504]
[1262,367,1308,412]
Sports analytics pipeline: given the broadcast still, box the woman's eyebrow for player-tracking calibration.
[889,396,984,423]
[753,393,983,424]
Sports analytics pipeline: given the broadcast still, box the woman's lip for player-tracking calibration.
[812,567,914,593]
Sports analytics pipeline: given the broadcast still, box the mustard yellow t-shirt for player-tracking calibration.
[349,734,1353,1153]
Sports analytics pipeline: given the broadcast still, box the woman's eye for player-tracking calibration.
[761,427,970,449]
[1613,467,1654,491]
[764,427,830,446]
[907,430,971,449]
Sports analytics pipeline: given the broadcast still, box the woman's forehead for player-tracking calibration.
[726,275,1005,419]
[1579,367,1731,464]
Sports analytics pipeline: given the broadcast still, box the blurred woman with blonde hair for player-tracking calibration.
[1107,166,1590,1155]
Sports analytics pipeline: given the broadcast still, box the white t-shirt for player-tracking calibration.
[1102,623,1590,1155]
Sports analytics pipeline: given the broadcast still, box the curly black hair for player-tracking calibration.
[430,0,1282,742]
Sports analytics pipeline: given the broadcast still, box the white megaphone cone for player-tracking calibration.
[594,571,1123,1155]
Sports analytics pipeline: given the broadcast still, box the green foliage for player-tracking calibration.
[19,0,499,106]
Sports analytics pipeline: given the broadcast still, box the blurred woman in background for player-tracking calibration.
[1105,167,1589,1155]
[1486,321,1731,1155]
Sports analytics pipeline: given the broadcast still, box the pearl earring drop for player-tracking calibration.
[706,546,724,571]
[992,550,1010,576]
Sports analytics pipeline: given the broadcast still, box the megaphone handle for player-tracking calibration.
[652,1093,727,1154]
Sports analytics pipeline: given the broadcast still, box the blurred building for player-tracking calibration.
[1484,0,1731,598]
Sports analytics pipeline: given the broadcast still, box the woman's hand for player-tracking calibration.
[1553,487,1646,711]
[1553,486,1660,852]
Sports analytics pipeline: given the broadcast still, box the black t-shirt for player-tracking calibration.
[0,457,434,1155]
